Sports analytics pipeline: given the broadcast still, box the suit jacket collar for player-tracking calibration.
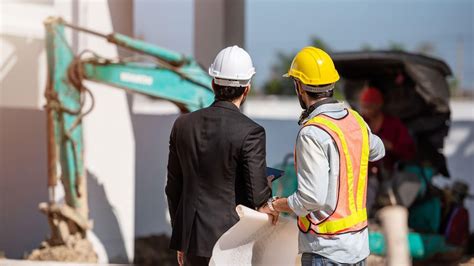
[212,100,241,113]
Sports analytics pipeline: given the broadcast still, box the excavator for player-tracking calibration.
[40,16,214,254]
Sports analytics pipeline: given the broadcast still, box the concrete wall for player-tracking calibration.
[0,0,71,259]
[442,101,474,230]
[77,0,135,262]
[0,0,135,262]
[0,108,49,259]
[129,98,474,240]
[194,0,245,68]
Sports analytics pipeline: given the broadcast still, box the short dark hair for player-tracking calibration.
[296,79,335,100]
[213,83,246,101]
[306,90,334,99]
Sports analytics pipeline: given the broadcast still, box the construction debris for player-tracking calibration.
[26,233,97,263]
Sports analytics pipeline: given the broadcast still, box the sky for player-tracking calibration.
[246,0,474,90]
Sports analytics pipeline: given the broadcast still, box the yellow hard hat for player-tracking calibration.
[284,46,340,86]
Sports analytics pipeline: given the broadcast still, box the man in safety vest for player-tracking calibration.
[269,47,386,265]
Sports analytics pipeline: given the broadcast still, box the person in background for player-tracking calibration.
[165,46,276,266]
[358,86,417,212]
[358,86,416,173]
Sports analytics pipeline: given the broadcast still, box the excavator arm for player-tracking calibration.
[42,17,214,243]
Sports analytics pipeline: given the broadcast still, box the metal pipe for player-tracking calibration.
[61,19,185,66]
[46,103,57,191]
[108,33,185,66]
[62,20,108,39]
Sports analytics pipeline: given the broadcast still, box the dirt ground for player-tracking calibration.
[26,234,97,263]
[134,234,176,266]
[3,233,472,265]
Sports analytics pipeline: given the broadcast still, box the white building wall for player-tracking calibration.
[1,0,71,259]
[76,0,135,262]
[0,0,135,262]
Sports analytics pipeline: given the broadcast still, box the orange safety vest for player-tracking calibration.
[296,109,370,236]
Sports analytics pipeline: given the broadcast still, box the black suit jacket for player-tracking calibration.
[165,101,271,257]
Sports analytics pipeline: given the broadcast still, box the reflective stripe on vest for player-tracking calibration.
[297,109,370,235]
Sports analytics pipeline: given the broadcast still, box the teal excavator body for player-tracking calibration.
[42,17,214,242]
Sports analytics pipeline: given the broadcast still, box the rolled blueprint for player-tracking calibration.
[210,205,299,266]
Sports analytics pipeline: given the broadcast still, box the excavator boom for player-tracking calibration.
[43,16,214,244]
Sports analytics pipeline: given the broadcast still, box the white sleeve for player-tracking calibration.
[367,124,385,162]
[287,129,331,217]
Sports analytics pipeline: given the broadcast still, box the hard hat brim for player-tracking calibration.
[214,78,251,87]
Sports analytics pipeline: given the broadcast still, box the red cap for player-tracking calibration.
[360,87,383,105]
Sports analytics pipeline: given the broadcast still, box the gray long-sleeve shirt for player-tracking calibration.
[287,102,385,263]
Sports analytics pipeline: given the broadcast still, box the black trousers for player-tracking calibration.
[184,254,210,266]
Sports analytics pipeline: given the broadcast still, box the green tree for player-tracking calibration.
[262,52,294,95]
[448,77,460,97]
[309,36,332,52]
[388,41,405,52]
[360,43,373,51]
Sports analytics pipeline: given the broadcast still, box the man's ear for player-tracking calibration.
[296,81,305,96]
[245,84,251,94]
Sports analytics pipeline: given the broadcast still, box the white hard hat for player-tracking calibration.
[209,45,256,87]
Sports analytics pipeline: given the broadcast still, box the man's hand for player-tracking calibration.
[272,198,294,214]
[266,175,275,188]
[177,251,184,266]
[258,203,279,225]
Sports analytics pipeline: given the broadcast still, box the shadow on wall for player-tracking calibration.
[130,113,178,237]
[0,107,131,261]
[129,114,300,239]
[0,34,44,107]
[87,171,128,263]
[105,0,175,239]
[0,107,49,258]
[253,118,299,167]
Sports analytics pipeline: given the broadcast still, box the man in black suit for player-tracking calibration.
[166,46,277,266]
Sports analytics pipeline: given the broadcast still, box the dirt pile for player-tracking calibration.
[134,234,176,266]
[26,234,97,262]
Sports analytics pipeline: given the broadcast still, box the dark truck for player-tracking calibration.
[332,51,452,178]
